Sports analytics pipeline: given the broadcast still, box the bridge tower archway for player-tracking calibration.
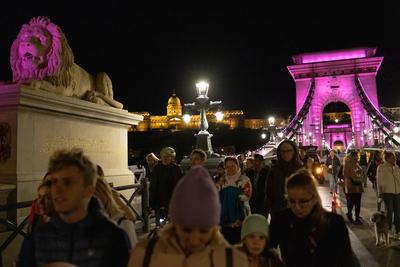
[283,47,398,150]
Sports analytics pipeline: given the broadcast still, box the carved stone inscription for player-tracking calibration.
[41,136,112,153]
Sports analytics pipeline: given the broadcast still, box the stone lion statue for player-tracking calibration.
[10,16,123,109]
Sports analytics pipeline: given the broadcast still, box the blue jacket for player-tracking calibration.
[18,197,131,267]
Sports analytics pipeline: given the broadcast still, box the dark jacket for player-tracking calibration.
[367,159,383,184]
[325,155,341,177]
[149,162,183,209]
[18,197,131,267]
[269,208,355,267]
[265,140,303,215]
[248,166,269,216]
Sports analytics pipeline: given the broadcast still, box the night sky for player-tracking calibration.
[1,2,399,118]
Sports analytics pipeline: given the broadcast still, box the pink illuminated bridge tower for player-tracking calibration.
[283,47,399,150]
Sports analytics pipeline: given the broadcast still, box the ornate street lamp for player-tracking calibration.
[308,132,313,145]
[267,116,277,143]
[184,81,221,156]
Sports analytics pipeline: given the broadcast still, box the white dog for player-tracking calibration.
[371,211,390,246]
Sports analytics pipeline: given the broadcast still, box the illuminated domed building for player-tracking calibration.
[131,92,288,132]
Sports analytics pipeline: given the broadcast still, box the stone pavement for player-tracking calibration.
[318,182,400,267]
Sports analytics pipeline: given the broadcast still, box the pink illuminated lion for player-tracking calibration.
[10,16,123,109]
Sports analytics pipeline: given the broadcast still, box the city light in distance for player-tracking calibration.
[215,111,224,121]
[183,114,191,123]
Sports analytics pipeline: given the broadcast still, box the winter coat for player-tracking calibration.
[269,207,355,267]
[128,225,248,267]
[265,140,303,216]
[377,162,400,195]
[265,163,302,215]
[248,166,270,215]
[325,155,341,177]
[18,197,131,267]
[218,173,252,225]
[149,163,183,209]
[343,156,364,194]
[367,159,383,184]
[236,245,284,267]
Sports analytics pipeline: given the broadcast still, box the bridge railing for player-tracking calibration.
[0,178,150,267]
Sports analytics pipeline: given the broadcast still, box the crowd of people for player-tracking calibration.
[13,141,400,266]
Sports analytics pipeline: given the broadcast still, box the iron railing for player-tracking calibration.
[0,178,149,267]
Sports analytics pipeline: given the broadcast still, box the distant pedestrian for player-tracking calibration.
[248,154,270,217]
[149,146,183,227]
[367,150,383,189]
[128,166,248,267]
[377,151,400,239]
[325,149,341,193]
[189,148,207,168]
[218,157,252,244]
[367,150,384,210]
[359,148,369,187]
[213,161,225,185]
[265,140,303,219]
[27,179,53,234]
[145,152,159,181]
[343,151,364,224]
[269,170,355,267]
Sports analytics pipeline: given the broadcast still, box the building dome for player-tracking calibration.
[168,93,181,106]
[167,92,182,117]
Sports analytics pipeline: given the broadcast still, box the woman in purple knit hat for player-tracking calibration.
[129,166,248,267]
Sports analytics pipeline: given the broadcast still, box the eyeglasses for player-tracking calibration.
[287,196,314,208]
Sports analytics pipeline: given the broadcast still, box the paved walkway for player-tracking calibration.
[318,182,400,267]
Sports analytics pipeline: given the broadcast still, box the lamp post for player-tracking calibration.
[184,81,222,156]
[389,127,399,148]
[308,132,313,145]
[363,129,368,147]
[268,116,277,143]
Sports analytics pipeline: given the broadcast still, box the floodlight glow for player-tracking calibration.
[183,114,191,123]
[335,119,339,123]
[215,111,224,121]
[261,133,267,139]
[278,132,284,138]
[195,81,209,98]
[394,127,399,133]
[268,116,275,126]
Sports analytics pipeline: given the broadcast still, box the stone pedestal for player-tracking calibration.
[195,131,214,155]
[0,84,142,220]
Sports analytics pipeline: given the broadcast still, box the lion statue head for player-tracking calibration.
[10,16,74,87]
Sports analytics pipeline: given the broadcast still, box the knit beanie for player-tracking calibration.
[241,214,269,241]
[169,166,220,227]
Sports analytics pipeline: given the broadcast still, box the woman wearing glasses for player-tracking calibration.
[269,170,355,267]
[265,140,303,220]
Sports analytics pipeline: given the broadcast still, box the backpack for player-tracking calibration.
[142,233,233,267]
